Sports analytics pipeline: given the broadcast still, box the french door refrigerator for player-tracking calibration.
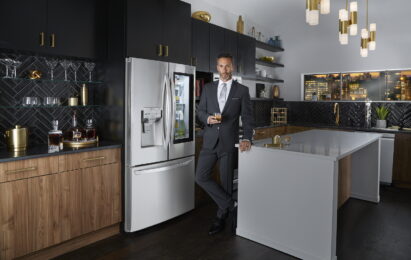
[124,57,195,232]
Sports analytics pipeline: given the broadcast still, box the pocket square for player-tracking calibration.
[232,97,240,100]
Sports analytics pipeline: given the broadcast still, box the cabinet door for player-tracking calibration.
[224,29,238,74]
[0,0,47,52]
[163,0,191,65]
[191,18,209,72]
[126,0,163,60]
[47,0,98,59]
[209,24,225,73]
[237,34,256,76]
[393,133,411,186]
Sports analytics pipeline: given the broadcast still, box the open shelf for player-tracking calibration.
[255,40,284,52]
[243,75,284,83]
[256,59,284,68]
[0,77,104,85]
[0,105,103,109]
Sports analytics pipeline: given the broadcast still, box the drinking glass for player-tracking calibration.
[84,62,96,82]
[45,59,58,80]
[214,112,222,123]
[60,60,72,81]
[70,62,81,82]
[11,60,22,78]
[0,58,14,78]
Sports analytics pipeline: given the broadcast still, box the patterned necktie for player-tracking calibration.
[218,83,227,112]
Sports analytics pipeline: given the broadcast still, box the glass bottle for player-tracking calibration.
[65,111,83,141]
[48,120,63,153]
[85,119,96,140]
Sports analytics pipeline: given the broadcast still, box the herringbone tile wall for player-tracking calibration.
[0,50,104,148]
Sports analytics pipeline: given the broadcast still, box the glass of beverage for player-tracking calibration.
[214,112,222,123]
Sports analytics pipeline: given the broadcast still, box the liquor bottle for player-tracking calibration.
[64,111,84,141]
[85,119,96,140]
[48,120,63,153]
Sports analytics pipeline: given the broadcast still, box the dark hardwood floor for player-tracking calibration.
[54,186,411,260]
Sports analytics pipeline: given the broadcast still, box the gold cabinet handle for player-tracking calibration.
[82,156,105,162]
[6,166,37,174]
[163,45,169,57]
[157,44,163,56]
[39,32,45,46]
[50,33,56,48]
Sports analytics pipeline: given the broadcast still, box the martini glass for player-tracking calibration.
[45,58,58,80]
[60,60,72,81]
[0,58,14,78]
[11,60,22,78]
[70,62,81,82]
[84,62,96,82]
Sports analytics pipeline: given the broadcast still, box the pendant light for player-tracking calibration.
[339,1,349,45]
[360,28,369,57]
[368,23,376,50]
[320,0,330,14]
[349,2,358,35]
[308,0,319,26]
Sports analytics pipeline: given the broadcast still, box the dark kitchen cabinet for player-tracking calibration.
[209,24,225,73]
[0,0,101,59]
[191,18,209,72]
[393,133,411,188]
[237,34,256,76]
[0,0,47,53]
[47,0,100,59]
[126,0,191,65]
[224,29,238,74]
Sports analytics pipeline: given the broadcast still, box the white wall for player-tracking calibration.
[184,0,411,101]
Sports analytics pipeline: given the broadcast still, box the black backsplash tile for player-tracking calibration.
[0,50,103,148]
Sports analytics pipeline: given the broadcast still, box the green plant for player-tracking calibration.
[375,106,389,120]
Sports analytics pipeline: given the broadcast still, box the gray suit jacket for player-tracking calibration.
[197,80,254,152]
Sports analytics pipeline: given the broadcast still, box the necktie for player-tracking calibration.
[218,83,227,112]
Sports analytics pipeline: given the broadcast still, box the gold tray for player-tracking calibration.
[63,139,98,148]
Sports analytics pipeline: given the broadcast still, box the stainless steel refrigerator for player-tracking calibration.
[124,57,195,232]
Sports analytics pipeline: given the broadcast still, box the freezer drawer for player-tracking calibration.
[125,156,195,232]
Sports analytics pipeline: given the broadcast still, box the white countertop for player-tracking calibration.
[252,129,382,161]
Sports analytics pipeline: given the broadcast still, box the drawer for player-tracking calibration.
[254,129,270,140]
[0,156,59,183]
[59,148,121,172]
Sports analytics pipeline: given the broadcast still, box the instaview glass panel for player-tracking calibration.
[341,72,385,101]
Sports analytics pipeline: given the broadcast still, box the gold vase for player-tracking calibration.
[237,15,244,34]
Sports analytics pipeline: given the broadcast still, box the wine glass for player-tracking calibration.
[60,60,72,81]
[70,62,81,82]
[11,60,22,78]
[45,58,58,80]
[84,62,96,82]
[0,58,14,78]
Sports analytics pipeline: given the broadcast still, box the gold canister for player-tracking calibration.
[68,97,78,106]
[81,84,88,106]
[4,125,29,151]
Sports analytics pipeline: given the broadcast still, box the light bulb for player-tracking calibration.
[350,24,358,36]
[308,10,319,25]
[368,42,376,51]
[350,1,358,12]
[320,0,330,14]
[360,48,368,57]
[340,34,348,45]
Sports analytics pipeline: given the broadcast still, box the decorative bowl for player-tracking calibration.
[192,11,211,23]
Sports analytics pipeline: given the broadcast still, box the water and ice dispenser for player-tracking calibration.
[141,107,162,147]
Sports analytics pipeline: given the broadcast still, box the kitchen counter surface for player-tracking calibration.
[0,141,122,163]
[251,129,382,161]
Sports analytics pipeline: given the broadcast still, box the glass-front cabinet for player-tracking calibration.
[303,69,411,101]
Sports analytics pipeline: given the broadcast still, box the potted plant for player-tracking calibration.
[375,106,389,128]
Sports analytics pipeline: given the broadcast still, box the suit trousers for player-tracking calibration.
[195,139,234,218]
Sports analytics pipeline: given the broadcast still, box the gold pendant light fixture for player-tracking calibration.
[306,0,330,26]
[360,0,376,57]
[339,0,358,44]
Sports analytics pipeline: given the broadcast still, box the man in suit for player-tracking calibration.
[196,53,254,235]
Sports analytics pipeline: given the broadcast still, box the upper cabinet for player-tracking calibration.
[126,0,191,65]
[237,34,256,76]
[191,18,210,72]
[0,0,103,59]
[191,20,254,76]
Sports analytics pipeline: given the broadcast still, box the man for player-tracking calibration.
[196,53,254,235]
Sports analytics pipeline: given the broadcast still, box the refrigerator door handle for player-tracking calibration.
[162,74,168,149]
[133,158,194,175]
[170,75,176,143]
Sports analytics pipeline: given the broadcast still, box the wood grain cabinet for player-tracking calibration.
[0,0,102,59]
[393,133,411,187]
[0,148,121,260]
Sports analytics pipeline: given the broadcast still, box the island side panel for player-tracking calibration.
[237,148,338,260]
[350,139,380,203]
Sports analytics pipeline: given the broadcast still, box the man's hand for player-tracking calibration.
[239,140,251,152]
[207,116,220,124]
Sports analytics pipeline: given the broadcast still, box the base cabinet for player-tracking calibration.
[0,149,121,260]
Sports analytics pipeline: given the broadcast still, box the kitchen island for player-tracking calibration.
[236,130,382,260]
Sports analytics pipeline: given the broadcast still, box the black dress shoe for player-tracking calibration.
[208,217,225,235]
